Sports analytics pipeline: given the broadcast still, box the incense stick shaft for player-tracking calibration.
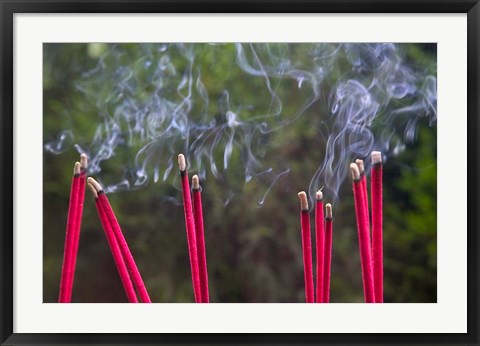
[315,199,325,303]
[360,175,370,239]
[193,187,209,303]
[65,170,86,302]
[323,210,333,303]
[179,167,201,303]
[372,163,383,303]
[300,211,314,303]
[355,160,370,240]
[58,174,80,303]
[352,180,375,303]
[98,193,151,303]
[95,199,138,303]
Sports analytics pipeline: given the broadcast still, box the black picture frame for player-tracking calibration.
[1,1,479,345]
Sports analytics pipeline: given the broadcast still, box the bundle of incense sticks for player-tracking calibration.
[297,191,334,303]
[350,151,383,303]
[59,153,211,303]
[296,150,383,303]
[178,154,210,303]
[59,151,382,303]
[87,177,151,303]
[58,154,87,303]
[59,156,151,302]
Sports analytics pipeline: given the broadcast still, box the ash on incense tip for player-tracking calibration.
[73,162,81,175]
[355,159,365,175]
[371,151,382,165]
[297,191,309,211]
[87,177,103,193]
[326,203,333,220]
[316,189,323,201]
[178,153,186,171]
[80,153,88,170]
[349,163,361,181]
[192,174,200,191]
[87,181,98,199]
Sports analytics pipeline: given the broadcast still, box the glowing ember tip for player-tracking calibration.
[192,175,200,190]
[87,177,103,192]
[350,163,361,181]
[371,151,382,165]
[355,159,365,174]
[297,191,308,211]
[178,154,186,171]
[80,153,88,169]
[73,162,81,175]
[86,181,98,198]
[326,203,333,219]
[316,190,323,201]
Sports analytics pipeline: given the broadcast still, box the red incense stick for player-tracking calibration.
[323,203,333,303]
[87,182,138,303]
[58,162,81,303]
[192,175,210,303]
[350,163,375,303]
[355,159,370,242]
[88,178,151,303]
[178,154,201,303]
[65,153,88,302]
[315,190,325,303]
[298,191,314,303]
[371,151,383,303]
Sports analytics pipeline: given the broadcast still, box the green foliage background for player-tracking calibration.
[43,43,436,303]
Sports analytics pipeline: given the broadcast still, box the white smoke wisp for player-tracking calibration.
[44,43,437,203]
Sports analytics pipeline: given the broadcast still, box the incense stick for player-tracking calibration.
[350,163,375,303]
[315,190,325,303]
[192,175,210,303]
[65,154,88,302]
[298,191,314,303]
[58,162,81,303]
[323,203,333,303]
[178,154,201,303]
[87,181,138,303]
[371,151,383,303]
[88,177,151,303]
[355,159,370,246]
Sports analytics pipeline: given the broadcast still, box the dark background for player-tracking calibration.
[43,43,436,303]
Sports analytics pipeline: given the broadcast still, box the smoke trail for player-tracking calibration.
[45,43,436,204]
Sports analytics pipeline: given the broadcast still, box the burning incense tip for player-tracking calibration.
[87,177,103,193]
[73,162,81,175]
[316,190,323,201]
[371,151,382,165]
[192,175,200,190]
[80,153,88,169]
[178,154,186,172]
[350,163,361,181]
[326,203,333,219]
[355,159,365,175]
[297,191,309,211]
[87,181,98,199]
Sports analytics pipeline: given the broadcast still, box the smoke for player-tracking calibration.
[45,43,436,204]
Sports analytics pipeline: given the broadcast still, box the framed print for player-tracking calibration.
[1,1,479,345]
